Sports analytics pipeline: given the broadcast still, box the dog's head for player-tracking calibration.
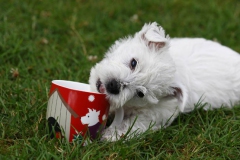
[89,22,177,110]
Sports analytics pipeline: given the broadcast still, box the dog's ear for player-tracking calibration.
[140,22,169,50]
[172,85,188,112]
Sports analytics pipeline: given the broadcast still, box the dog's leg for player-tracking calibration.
[102,98,179,141]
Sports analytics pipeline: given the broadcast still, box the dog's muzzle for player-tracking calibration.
[97,78,122,94]
[97,79,145,98]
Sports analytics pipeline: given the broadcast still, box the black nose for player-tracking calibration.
[106,79,120,94]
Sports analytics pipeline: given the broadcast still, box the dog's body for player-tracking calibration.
[89,22,240,141]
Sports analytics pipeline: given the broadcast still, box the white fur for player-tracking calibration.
[81,108,100,126]
[89,22,240,141]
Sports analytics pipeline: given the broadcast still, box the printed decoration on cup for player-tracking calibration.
[46,81,109,142]
[81,108,107,139]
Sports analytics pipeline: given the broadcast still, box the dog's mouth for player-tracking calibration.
[96,79,106,93]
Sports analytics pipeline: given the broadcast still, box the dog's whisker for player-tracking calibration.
[120,82,130,87]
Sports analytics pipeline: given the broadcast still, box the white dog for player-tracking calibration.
[89,22,240,141]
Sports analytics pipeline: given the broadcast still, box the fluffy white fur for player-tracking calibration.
[89,22,240,141]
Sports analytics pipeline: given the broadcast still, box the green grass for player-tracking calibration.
[1,0,240,159]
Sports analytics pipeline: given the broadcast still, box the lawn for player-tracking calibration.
[0,0,240,159]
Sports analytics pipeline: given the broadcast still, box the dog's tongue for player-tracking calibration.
[99,83,106,93]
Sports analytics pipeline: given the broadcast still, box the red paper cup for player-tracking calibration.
[46,80,110,143]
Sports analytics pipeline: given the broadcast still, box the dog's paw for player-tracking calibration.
[101,127,126,142]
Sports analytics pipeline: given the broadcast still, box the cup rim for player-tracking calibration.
[52,80,104,95]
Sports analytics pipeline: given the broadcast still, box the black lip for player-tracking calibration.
[96,79,102,93]
[136,90,144,98]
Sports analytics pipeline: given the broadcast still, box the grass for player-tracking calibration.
[0,0,240,159]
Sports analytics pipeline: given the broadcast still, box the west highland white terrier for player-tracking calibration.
[89,22,240,141]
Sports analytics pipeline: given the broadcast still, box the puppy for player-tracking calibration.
[89,22,240,141]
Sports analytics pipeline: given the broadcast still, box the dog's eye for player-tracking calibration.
[130,58,137,70]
